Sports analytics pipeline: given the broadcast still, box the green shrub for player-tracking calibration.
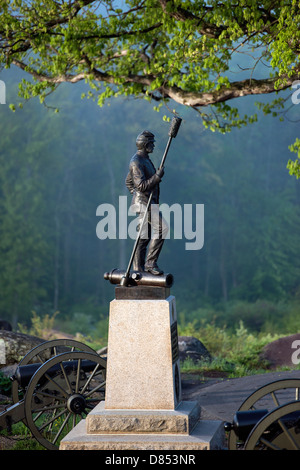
[178,299,300,335]
[179,320,282,377]
[18,310,59,339]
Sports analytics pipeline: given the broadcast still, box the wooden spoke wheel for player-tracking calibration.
[244,400,300,450]
[23,351,106,450]
[12,339,99,404]
[228,378,300,450]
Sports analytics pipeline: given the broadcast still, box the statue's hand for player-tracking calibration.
[156,167,164,179]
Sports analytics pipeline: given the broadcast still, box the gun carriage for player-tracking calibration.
[225,378,300,450]
[0,339,106,450]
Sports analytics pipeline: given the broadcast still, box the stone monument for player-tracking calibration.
[60,118,224,450]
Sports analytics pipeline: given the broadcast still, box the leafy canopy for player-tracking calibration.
[1,0,300,173]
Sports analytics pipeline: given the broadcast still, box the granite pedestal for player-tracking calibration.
[60,286,224,450]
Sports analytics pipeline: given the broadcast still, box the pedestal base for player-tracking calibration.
[60,416,224,450]
[86,401,200,434]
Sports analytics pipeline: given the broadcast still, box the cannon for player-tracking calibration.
[104,268,174,288]
[0,339,106,450]
[224,378,300,450]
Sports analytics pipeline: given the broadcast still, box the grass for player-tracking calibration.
[0,422,45,450]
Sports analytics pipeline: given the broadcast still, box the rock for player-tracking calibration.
[0,393,11,403]
[178,336,211,363]
[0,364,18,378]
[37,329,75,341]
[0,320,12,331]
[260,333,300,369]
[0,330,43,366]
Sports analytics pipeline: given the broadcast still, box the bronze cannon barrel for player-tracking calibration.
[104,268,174,288]
[13,359,106,389]
[224,410,269,442]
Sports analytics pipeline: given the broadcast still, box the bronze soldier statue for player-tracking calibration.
[104,117,181,288]
[125,130,168,275]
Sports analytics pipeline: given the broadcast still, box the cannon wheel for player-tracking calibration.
[244,400,300,450]
[12,339,99,404]
[24,350,106,450]
[228,378,300,450]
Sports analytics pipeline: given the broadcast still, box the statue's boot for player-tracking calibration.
[144,238,164,275]
[145,263,164,275]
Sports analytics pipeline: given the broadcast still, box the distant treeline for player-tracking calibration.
[1,67,300,327]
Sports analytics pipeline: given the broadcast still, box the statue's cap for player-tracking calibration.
[136,130,155,148]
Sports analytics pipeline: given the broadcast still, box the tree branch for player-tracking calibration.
[157,0,225,38]
[12,55,298,108]
[158,76,298,107]
[12,59,86,84]
[157,0,281,38]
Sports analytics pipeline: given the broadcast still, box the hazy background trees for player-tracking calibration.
[0,66,299,336]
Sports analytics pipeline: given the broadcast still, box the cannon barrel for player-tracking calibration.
[13,358,106,389]
[224,410,268,442]
[225,407,300,445]
[104,268,174,288]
